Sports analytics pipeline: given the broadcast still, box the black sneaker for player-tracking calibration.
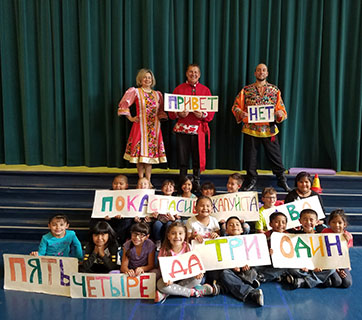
[249,289,264,306]
[252,279,261,288]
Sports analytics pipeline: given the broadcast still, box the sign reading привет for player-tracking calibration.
[164,93,218,112]
[247,105,274,123]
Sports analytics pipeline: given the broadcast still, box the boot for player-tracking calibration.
[277,175,292,192]
[242,177,257,191]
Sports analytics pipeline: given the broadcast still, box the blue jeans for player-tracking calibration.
[220,269,254,302]
[152,220,172,241]
[289,268,335,288]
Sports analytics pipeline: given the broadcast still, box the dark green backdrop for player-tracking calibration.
[1,0,361,171]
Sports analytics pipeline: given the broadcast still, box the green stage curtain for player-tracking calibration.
[1,0,361,171]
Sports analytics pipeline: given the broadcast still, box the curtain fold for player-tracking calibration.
[1,0,361,171]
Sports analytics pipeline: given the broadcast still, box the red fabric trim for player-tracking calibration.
[198,122,210,172]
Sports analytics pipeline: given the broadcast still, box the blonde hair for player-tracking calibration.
[136,68,156,87]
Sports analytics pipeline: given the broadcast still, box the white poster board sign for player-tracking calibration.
[91,189,155,218]
[262,196,325,230]
[192,234,271,271]
[3,254,78,297]
[211,192,259,222]
[71,273,156,299]
[147,194,197,217]
[159,251,205,283]
[164,93,218,112]
[247,105,274,123]
[270,232,350,269]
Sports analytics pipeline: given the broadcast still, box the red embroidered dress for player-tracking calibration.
[118,87,167,164]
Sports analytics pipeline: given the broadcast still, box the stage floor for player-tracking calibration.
[0,240,361,320]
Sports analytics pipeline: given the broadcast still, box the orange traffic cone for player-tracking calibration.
[311,174,323,193]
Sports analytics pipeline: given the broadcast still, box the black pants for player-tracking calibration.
[176,133,200,178]
[243,134,285,180]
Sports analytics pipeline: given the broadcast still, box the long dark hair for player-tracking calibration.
[161,221,188,256]
[88,221,118,251]
[125,222,150,258]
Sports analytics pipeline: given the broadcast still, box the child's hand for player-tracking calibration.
[233,267,240,272]
[210,232,219,239]
[195,234,204,243]
[166,213,175,221]
[313,268,322,272]
[195,273,204,280]
[175,214,181,220]
[115,215,122,219]
[134,216,141,223]
[135,267,144,276]
[165,280,173,287]
[30,251,38,256]
[241,265,250,272]
[343,232,352,242]
[126,269,136,277]
[152,212,159,219]
[104,215,111,220]
[337,269,347,279]
[144,216,152,223]
[301,267,308,272]
[269,248,274,255]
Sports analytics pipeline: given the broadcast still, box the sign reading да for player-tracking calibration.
[164,93,218,112]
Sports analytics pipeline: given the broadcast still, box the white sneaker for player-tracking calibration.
[155,240,162,251]
[154,290,168,303]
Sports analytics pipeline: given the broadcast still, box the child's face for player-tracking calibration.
[329,216,346,233]
[112,177,128,190]
[137,178,150,189]
[201,188,215,197]
[131,231,149,246]
[227,178,241,193]
[226,218,243,236]
[297,177,311,194]
[93,233,109,247]
[299,213,318,233]
[262,192,277,209]
[181,180,193,194]
[48,218,69,238]
[196,198,212,218]
[269,215,287,233]
[162,183,174,196]
[167,226,186,247]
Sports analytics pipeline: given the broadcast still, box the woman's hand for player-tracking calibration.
[127,115,139,123]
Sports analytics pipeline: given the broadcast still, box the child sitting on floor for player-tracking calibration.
[186,195,219,243]
[155,221,218,303]
[286,209,337,289]
[120,222,155,277]
[80,221,119,273]
[218,216,264,306]
[30,214,83,259]
[322,209,353,288]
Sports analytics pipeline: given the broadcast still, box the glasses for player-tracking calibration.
[132,232,147,239]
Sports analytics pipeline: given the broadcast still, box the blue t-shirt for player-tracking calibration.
[38,230,83,259]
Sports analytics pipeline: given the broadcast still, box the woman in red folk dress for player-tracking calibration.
[118,69,167,183]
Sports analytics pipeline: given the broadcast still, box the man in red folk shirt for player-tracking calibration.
[169,64,215,190]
